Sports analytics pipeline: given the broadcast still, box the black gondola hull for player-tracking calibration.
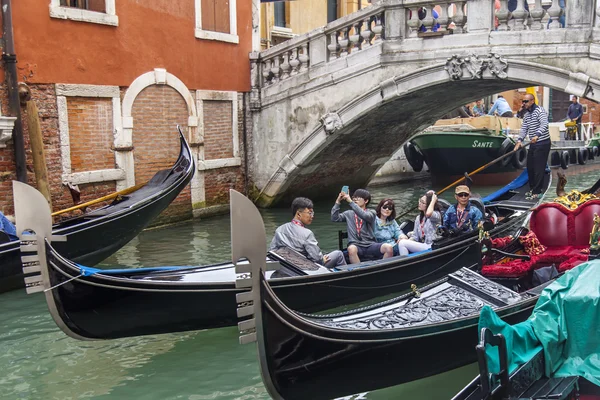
[1,131,194,294]
[261,292,535,400]
[45,225,507,339]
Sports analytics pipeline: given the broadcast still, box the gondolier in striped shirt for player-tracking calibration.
[513,93,551,200]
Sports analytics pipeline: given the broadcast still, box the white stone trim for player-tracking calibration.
[49,0,118,26]
[65,169,126,185]
[55,84,124,188]
[195,0,239,44]
[197,157,242,171]
[196,90,239,158]
[121,69,202,206]
[0,116,16,148]
[56,84,120,97]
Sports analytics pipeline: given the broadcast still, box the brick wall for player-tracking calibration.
[204,100,233,160]
[67,97,115,172]
[201,93,246,206]
[204,167,244,206]
[131,84,192,224]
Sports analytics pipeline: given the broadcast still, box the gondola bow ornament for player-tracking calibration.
[230,189,282,399]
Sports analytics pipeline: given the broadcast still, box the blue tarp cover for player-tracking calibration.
[478,260,600,386]
[0,211,18,240]
[76,264,196,276]
[482,169,529,203]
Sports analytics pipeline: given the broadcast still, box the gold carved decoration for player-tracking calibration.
[553,190,597,210]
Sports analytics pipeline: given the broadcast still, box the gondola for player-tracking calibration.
[453,261,600,400]
[19,170,550,340]
[1,128,194,294]
[227,186,599,400]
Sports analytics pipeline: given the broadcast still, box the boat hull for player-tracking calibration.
[0,132,194,294]
[410,132,520,181]
[261,281,536,400]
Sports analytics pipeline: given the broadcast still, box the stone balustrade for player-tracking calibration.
[250,0,598,95]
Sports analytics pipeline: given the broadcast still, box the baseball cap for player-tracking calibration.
[455,185,471,195]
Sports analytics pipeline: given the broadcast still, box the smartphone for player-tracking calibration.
[341,185,349,194]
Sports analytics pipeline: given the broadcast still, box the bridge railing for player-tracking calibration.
[251,0,596,95]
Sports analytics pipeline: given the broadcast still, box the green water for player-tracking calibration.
[1,167,598,399]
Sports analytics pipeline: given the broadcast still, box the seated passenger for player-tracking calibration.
[443,185,483,233]
[332,189,393,264]
[270,197,346,269]
[0,211,18,241]
[396,190,441,255]
[373,199,403,256]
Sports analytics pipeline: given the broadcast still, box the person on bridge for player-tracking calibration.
[443,186,482,234]
[270,197,346,269]
[514,93,551,200]
[487,95,514,117]
[566,95,584,139]
[397,190,442,255]
[332,189,393,264]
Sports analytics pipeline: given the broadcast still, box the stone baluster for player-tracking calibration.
[270,56,281,83]
[452,1,467,33]
[422,8,435,32]
[511,0,528,30]
[280,51,291,79]
[298,44,309,71]
[339,28,350,57]
[361,17,374,47]
[407,7,421,37]
[289,47,300,75]
[262,59,272,86]
[496,0,510,30]
[328,32,340,60]
[349,22,362,52]
[372,13,384,42]
[546,0,563,29]
[529,0,546,30]
[437,3,449,31]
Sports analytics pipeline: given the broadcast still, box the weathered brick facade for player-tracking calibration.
[0,0,253,227]
[67,97,115,173]
[204,100,234,160]
[131,85,193,225]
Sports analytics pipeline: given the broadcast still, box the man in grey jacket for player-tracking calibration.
[270,197,346,269]
[331,188,393,264]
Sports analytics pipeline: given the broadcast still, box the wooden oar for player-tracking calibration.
[395,141,532,221]
[51,182,146,217]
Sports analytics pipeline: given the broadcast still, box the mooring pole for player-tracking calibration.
[2,0,27,182]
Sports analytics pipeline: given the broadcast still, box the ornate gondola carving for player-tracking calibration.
[553,189,597,210]
[318,284,489,330]
[451,268,523,304]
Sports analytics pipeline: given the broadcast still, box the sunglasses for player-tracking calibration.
[382,205,394,210]
[456,192,470,198]
[522,99,530,103]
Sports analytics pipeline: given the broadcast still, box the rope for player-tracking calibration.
[44,272,83,292]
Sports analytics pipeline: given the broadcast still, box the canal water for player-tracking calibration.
[1,167,598,399]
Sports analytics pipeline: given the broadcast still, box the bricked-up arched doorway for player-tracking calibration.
[121,68,199,225]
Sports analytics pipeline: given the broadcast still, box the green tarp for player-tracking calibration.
[478,260,600,386]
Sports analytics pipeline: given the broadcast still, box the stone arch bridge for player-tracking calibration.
[248,0,600,206]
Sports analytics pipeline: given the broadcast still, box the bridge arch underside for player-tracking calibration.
[259,62,600,207]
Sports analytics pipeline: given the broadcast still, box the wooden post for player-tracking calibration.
[26,100,52,208]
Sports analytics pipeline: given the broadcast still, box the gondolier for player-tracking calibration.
[513,93,550,200]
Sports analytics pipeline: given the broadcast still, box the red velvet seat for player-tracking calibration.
[481,200,600,278]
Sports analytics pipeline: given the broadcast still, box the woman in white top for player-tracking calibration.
[396,190,441,256]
